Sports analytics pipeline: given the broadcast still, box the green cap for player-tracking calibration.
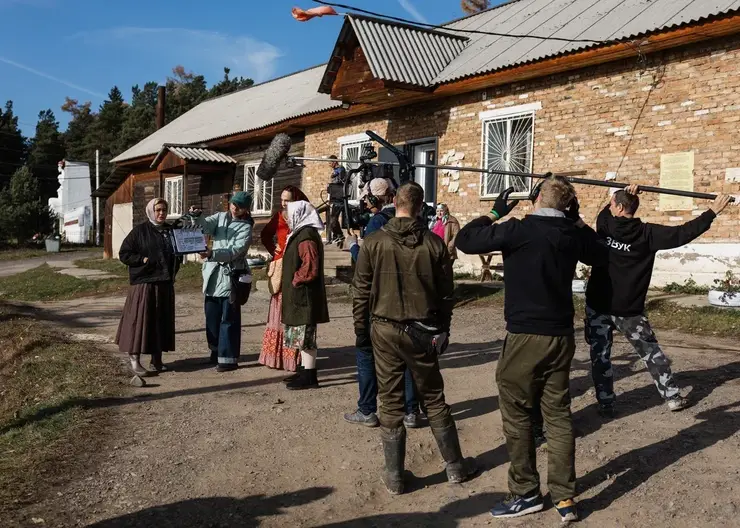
[229,191,253,210]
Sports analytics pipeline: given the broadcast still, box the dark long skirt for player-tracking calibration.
[115,281,176,355]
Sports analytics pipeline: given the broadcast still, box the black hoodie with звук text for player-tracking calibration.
[455,213,608,336]
[351,216,455,336]
[585,205,717,316]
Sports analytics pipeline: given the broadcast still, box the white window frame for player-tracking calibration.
[163,176,183,217]
[244,163,273,216]
[337,133,373,202]
[479,102,541,199]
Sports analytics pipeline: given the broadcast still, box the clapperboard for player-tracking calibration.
[171,227,208,255]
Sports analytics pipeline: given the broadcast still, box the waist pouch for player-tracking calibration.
[229,269,252,306]
[375,317,445,355]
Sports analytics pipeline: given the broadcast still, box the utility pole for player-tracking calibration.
[95,149,100,246]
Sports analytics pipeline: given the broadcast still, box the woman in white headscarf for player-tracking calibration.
[280,200,330,390]
[116,198,181,378]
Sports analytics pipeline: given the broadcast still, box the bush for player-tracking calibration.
[0,166,55,243]
[661,278,709,295]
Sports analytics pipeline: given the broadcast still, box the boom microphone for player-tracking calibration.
[257,133,292,181]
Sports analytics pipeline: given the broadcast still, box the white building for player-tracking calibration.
[48,160,93,244]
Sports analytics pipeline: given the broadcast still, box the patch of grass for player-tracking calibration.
[0,305,125,515]
[573,296,738,337]
[454,282,504,308]
[0,264,128,302]
[74,257,128,276]
[71,258,267,297]
[661,278,709,295]
[0,245,101,262]
[644,299,740,338]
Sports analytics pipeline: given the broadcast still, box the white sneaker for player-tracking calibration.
[667,396,689,412]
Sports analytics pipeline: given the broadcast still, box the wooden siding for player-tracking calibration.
[104,174,134,258]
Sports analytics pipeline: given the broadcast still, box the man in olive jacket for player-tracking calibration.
[352,182,475,495]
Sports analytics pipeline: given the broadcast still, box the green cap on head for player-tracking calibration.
[229,191,253,210]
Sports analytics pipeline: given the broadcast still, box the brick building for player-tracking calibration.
[98,0,740,284]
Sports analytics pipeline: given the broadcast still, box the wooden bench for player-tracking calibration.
[479,252,504,282]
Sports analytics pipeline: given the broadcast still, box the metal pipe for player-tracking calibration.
[287,156,734,202]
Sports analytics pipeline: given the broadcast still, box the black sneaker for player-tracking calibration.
[490,491,544,519]
[598,402,617,418]
[216,364,238,373]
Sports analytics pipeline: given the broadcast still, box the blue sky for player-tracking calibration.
[0,0,475,137]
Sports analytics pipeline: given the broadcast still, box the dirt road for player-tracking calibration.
[10,289,740,527]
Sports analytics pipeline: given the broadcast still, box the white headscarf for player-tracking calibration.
[286,200,324,244]
[146,198,168,227]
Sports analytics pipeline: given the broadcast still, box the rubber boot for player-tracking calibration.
[129,354,155,377]
[380,426,406,495]
[286,368,319,390]
[430,419,477,483]
[283,365,304,383]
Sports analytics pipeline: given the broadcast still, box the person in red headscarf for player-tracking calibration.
[258,185,310,373]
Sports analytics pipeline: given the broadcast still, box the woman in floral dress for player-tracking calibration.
[258,185,309,373]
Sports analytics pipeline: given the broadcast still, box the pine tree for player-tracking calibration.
[27,109,67,201]
[62,97,98,193]
[62,97,97,168]
[461,0,489,14]
[0,100,27,188]
[0,166,53,242]
[118,82,158,153]
[90,87,126,178]
[208,67,254,98]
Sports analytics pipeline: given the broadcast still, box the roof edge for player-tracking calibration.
[442,0,525,27]
[434,9,740,85]
[348,13,469,41]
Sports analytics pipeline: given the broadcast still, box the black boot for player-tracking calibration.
[380,426,406,495]
[286,368,319,390]
[430,418,477,483]
[283,365,304,383]
[149,351,169,372]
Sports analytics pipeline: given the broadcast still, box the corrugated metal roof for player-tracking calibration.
[348,16,469,87]
[150,145,237,168]
[434,0,740,83]
[112,65,341,163]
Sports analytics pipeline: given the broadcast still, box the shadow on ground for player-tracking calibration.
[578,401,740,518]
[86,487,506,528]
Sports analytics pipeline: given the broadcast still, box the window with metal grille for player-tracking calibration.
[164,176,183,216]
[481,113,534,198]
[340,140,372,200]
[244,163,273,215]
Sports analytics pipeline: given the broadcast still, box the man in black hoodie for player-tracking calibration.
[456,176,607,523]
[585,185,732,415]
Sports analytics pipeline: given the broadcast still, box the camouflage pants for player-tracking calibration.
[585,306,679,404]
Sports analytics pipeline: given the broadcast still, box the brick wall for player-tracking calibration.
[303,36,740,283]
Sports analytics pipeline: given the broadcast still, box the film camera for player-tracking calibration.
[327,135,436,234]
[327,144,396,233]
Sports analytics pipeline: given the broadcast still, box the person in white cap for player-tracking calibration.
[345,177,422,429]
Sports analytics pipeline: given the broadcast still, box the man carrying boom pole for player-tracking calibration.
[455,176,607,523]
[585,185,733,415]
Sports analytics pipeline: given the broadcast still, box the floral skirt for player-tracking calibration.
[258,293,300,371]
[283,324,318,351]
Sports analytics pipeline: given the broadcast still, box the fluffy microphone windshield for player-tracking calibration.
[257,133,292,181]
